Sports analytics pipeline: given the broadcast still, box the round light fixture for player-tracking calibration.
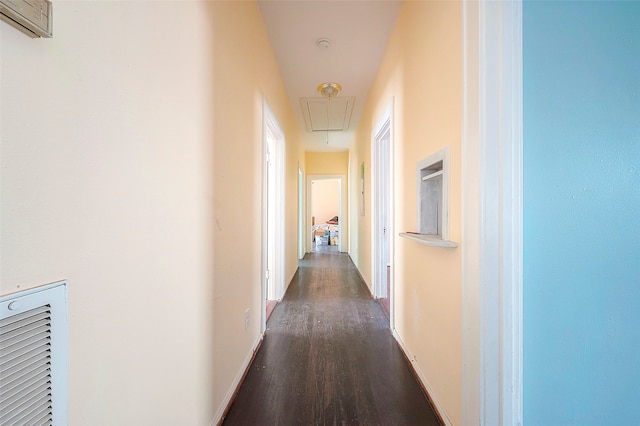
[317,82,342,100]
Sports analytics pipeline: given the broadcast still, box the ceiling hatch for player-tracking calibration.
[300,97,355,132]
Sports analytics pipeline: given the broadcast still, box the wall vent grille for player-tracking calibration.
[0,305,53,426]
[0,282,67,426]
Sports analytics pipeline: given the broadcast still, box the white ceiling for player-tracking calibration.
[258,0,402,152]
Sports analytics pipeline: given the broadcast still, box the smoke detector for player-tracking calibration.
[316,38,331,49]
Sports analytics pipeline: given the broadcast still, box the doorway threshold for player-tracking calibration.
[266,299,278,322]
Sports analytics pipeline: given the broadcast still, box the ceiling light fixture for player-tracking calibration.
[317,82,342,100]
[317,82,342,144]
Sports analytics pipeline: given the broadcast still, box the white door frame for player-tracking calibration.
[306,174,347,253]
[462,1,523,425]
[262,100,285,331]
[371,100,394,325]
[298,165,305,260]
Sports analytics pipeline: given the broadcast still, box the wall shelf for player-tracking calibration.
[399,232,458,248]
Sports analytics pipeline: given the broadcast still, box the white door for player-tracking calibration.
[266,138,276,300]
[380,128,391,303]
[262,102,284,328]
[372,103,393,319]
[298,168,305,260]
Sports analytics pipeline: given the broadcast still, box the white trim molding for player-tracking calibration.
[462,1,523,425]
[370,99,395,329]
[262,99,286,331]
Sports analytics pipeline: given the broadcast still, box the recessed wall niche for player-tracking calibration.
[417,147,449,240]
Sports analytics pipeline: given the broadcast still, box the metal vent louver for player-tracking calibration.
[0,305,53,425]
[0,282,67,426]
[0,0,52,38]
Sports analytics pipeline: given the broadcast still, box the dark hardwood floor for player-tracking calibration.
[222,251,442,425]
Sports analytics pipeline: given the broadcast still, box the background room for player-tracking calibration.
[310,179,340,251]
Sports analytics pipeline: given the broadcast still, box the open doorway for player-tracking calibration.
[263,102,284,326]
[310,179,340,253]
[306,174,346,254]
[372,102,393,322]
[298,167,305,260]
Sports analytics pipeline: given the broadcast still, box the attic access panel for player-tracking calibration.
[300,97,355,132]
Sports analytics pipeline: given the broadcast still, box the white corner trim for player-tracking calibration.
[500,2,523,424]
[462,0,523,425]
[211,333,264,426]
[461,1,482,423]
[478,1,523,426]
[392,330,452,426]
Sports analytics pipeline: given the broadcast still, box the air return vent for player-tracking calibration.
[0,281,67,426]
[0,0,52,38]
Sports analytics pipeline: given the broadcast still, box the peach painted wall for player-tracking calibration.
[305,151,349,175]
[349,2,463,424]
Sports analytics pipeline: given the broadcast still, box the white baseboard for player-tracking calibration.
[349,254,373,295]
[211,333,264,426]
[392,330,452,426]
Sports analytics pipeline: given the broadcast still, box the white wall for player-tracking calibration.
[311,179,339,224]
[0,1,302,424]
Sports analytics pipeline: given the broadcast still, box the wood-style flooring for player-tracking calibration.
[222,251,442,425]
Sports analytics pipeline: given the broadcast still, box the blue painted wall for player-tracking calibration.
[524,1,640,425]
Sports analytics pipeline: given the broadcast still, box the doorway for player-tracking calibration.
[306,175,346,254]
[263,102,284,326]
[310,179,340,253]
[372,102,393,321]
[298,167,305,260]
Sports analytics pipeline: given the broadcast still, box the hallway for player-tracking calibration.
[222,251,442,425]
